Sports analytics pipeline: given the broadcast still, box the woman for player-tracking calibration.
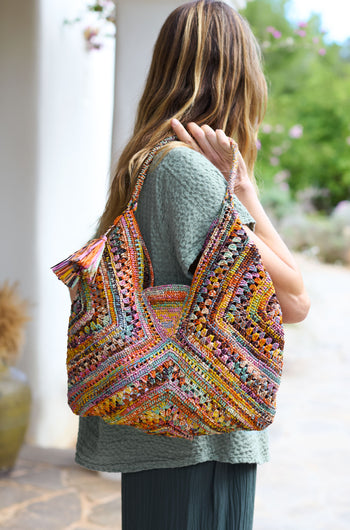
[75,1,310,529]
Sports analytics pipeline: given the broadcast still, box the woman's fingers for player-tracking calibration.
[215,129,232,151]
[170,119,200,151]
[172,119,217,157]
[171,119,231,155]
[170,119,236,178]
[188,122,216,155]
[192,124,232,161]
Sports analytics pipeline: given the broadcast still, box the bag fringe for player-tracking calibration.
[52,235,107,288]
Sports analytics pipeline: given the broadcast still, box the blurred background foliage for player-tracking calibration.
[69,0,350,265]
[242,0,350,264]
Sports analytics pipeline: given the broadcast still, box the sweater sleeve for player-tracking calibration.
[151,146,255,279]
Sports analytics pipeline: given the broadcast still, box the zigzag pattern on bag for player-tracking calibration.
[53,139,284,439]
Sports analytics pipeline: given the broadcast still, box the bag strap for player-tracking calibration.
[52,138,239,288]
[126,135,239,213]
[126,136,176,212]
[224,139,239,203]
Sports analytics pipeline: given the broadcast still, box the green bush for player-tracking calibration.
[261,191,350,265]
[242,0,350,212]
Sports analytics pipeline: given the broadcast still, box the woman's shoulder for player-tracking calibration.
[150,145,226,203]
[156,143,219,166]
[149,144,255,229]
[150,144,226,196]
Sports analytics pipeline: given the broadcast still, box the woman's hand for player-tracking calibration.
[170,119,254,197]
[171,119,232,177]
[171,118,310,324]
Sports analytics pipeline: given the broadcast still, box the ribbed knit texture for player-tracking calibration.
[122,461,257,530]
[75,146,269,472]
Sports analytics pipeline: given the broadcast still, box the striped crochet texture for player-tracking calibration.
[52,138,284,439]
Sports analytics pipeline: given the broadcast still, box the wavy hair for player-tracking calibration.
[97,0,267,235]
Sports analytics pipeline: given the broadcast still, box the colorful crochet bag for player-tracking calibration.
[52,138,284,439]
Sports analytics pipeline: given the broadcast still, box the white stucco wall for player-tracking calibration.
[0,0,40,434]
[0,0,115,447]
[111,0,185,159]
[0,0,245,449]
[35,0,115,447]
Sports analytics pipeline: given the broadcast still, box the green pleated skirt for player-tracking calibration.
[122,461,257,530]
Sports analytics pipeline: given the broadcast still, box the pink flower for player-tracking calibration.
[272,30,282,39]
[313,37,319,44]
[318,48,326,56]
[272,146,283,156]
[266,26,275,33]
[298,21,308,28]
[262,124,273,134]
[289,124,303,139]
[256,139,262,150]
[274,170,290,183]
[279,182,290,192]
[83,26,99,41]
[270,157,279,167]
[83,27,103,51]
[297,30,306,37]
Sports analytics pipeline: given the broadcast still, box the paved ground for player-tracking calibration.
[0,445,121,529]
[0,256,349,529]
[254,257,350,530]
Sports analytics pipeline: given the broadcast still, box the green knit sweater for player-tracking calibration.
[75,146,269,472]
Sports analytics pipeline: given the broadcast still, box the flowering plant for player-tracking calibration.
[64,1,116,51]
[262,20,327,56]
[242,0,350,212]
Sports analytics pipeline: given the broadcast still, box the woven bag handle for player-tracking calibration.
[224,139,239,203]
[125,135,239,213]
[126,136,176,212]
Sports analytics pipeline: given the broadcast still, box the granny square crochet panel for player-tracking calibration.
[52,138,284,439]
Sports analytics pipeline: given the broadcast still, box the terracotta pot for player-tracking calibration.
[0,365,31,475]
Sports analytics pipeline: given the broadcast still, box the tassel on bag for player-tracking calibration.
[51,235,107,288]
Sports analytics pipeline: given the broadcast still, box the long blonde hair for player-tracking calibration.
[97,0,267,235]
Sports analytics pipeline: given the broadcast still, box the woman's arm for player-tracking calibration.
[171,119,310,324]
